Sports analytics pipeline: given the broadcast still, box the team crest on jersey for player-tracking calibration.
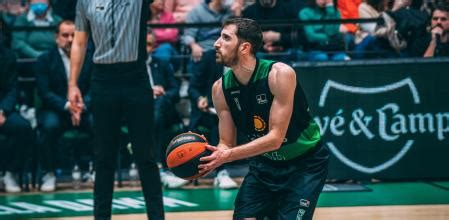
[256,94,268,104]
[253,115,266,132]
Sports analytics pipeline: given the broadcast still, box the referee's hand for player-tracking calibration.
[68,85,84,115]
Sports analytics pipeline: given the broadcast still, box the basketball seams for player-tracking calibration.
[166,132,208,155]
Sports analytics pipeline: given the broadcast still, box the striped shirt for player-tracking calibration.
[75,0,148,64]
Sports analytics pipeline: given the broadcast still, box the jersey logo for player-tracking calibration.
[253,115,266,132]
[256,94,268,104]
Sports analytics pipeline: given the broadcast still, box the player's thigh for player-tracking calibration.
[277,164,328,220]
[233,173,276,219]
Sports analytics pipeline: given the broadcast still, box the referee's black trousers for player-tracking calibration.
[90,62,164,220]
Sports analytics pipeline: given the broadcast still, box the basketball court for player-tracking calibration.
[1,178,449,219]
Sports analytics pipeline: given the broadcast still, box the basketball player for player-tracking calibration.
[198,18,329,220]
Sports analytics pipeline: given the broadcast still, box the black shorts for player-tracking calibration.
[233,143,329,220]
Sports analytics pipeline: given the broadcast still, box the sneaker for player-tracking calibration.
[214,170,237,189]
[3,172,21,193]
[41,172,56,192]
[160,170,189,189]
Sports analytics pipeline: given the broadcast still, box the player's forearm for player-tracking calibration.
[226,132,283,162]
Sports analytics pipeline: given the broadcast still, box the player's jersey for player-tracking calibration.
[222,59,321,161]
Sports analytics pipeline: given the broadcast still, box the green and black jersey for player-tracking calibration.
[222,59,321,161]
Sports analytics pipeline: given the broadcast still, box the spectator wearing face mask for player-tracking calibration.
[12,0,62,58]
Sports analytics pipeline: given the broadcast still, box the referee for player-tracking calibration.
[68,1,164,220]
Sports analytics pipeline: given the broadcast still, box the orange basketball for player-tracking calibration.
[166,132,211,180]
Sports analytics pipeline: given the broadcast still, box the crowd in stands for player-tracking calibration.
[0,0,448,193]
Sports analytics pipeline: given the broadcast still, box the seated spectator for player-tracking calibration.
[388,0,428,55]
[0,44,34,193]
[353,0,398,58]
[12,0,62,58]
[164,0,202,23]
[0,0,28,26]
[337,0,362,35]
[299,0,351,61]
[242,0,300,62]
[411,4,449,57]
[35,20,93,192]
[145,32,188,188]
[149,0,180,68]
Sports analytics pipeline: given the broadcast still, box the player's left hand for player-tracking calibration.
[198,145,231,175]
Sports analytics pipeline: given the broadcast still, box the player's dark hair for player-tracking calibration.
[222,18,263,56]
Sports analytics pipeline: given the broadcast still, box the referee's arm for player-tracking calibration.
[68,31,88,117]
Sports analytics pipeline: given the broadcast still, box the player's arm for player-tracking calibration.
[199,63,296,172]
[223,63,296,162]
[213,78,237,150]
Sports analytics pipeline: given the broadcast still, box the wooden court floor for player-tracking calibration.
[41,205,449,220]
[4,180,448,219]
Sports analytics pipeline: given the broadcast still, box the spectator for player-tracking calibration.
[0,0,28,27]
[164,0,202,23]
[35,20,93,192]
[149,0,180,67]
[146,32,188,188]
[411,4,449,57]
[182,0,240,189]
[242,0,301,62]
[389,0,428,55]
[337,0,362,34]
[353,0,398,58]
[0,43,34,193]
[299,0,351,61]
[12,0,62,58]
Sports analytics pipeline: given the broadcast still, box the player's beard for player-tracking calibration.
[216,45,239,67]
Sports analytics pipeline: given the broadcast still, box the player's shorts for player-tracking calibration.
[233,142,329,220]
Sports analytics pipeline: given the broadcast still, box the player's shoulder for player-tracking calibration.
[212,78,224,96]
[269,62,296,80]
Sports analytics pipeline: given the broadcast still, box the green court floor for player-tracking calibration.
[0,181,448,219]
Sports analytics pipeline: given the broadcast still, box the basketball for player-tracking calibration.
[166,132,211,180]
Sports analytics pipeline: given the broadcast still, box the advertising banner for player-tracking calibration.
[295,59,449,180]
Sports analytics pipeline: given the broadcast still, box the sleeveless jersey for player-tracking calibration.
[222,59,321,161]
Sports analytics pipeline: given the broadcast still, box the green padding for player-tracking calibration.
[319,182,449,207]
[429,181,449,190]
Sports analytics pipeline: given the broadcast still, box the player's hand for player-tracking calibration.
[198,145,231,175]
